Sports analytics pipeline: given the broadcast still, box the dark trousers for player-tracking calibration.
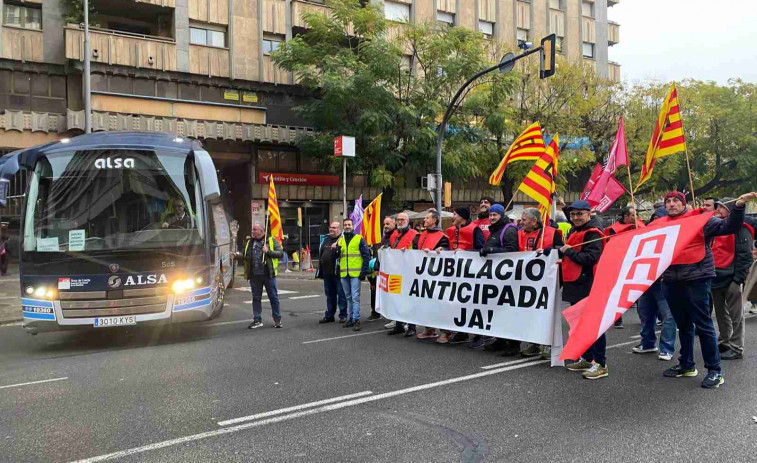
[583,334,607,366]
[663,278,721,373]
[0,254,7,276]
[250,275,281,322]
[323,274,347,320]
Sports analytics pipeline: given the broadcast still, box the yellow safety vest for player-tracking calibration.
[557,222,571,238]
[244,237,279,279]
[337,234,364,278]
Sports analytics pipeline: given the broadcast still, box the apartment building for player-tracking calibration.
[0,0,619,246]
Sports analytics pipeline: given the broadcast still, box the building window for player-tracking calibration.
[263,36,284,55]
[582,42,595,58]
[556,36,564,53]
[190,26,226,48]
[516,28,529,42]
[582,1,594,18]
[257,150,299,172]
[478,20,494,38]
[384,1,410,23]
[549,0,563,9]
[437,11,454,27]
[3,3,42,30]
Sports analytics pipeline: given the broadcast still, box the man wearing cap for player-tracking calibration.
[657,190,757,388]
[710,198,753,360]
[560,200,608,380]
[472,196,495,240]
[439,207,485,344]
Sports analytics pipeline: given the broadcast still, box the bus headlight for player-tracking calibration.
[172,278,197,294]
[26,286,56,300]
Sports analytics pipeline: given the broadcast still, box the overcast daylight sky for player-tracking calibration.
[608,0,757,84]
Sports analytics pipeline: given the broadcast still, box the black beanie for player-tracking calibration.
[455,207,471,222]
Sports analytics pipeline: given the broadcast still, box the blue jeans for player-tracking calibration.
[662,278,721,373]
[583,334,606,366]
[637,280,677,354]
[250,275,281,322]
[340,276,361,321]
[323,275,347,320]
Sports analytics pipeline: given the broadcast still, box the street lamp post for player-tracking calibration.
[434,35,555,218]
[83,0,92,134]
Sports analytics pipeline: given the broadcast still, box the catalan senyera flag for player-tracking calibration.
[518,133,559,215]
[488,122,546,185]
[636,84,688,189]
[267,175,283,242]
[361,193,383,246]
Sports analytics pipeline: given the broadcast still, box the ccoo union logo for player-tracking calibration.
[378,272,402,294]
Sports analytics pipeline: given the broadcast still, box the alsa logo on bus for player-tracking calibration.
[94,157,135,169]
[125,274,167,286]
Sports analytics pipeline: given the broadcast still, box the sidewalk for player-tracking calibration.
[0,262,21,325]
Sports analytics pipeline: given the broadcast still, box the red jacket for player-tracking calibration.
[472,217,491,241]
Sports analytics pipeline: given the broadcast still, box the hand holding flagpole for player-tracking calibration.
[262,209,270,264]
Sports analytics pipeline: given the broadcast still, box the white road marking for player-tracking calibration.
[480,357,544,370]
[606,339,642,350]
[72,360,547,462]
[243,300,269,304]
[0,377,68,390]
[302,330,385,344]
[205,319,254,327]
[233,288,296,294]
[217,391,374,426]
[289,295,320,300]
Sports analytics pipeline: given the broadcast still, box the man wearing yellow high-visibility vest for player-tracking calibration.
[244,223,284,329]
[334,217,371,332]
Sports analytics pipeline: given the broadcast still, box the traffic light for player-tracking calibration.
[540,34,556,79]
[443,182,452,208]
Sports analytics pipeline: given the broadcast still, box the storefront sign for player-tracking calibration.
[223,89,240,101]
[334,136,355,157]
[243,92,259,103]
[259,172,340,187]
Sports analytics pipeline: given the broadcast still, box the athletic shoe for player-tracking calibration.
[749,305,757,314]
[366,312,382,321]
[720,348,743,360]
[344,320,355,328]
[387,325,404,335]
[404,327,417,337]
[248,321,263,329]
[582,363,609,380]
[521,344,541,357]
[416,328,439,340]
[701,371,724,389]
[663,365,698,378]
[632,344,658,354]
[540,346,551,360]
[338,318,348,323]
[656,320,663,327]
[718,343,729,353]
[318,317,335,324]
[448,332,469,344]
[274,320,282,329]
[613,318,624,329]
[436,333,450,344]
[565,358,592,372]
[658,352,673,361]
[384,321,396,330]
[353,320,361,332]
[468,336,486,349]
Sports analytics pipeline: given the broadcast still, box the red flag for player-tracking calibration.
[587,117,628,206]
[580,163,603,201]
[560,211,715,360]
[593,176,626,213]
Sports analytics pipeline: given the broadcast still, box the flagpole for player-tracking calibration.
[262,209,269,264]
[625,162,638,229]
[684,146,697,204]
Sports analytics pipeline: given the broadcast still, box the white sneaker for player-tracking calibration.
[750,306,757,315]
[632,344,658,354]
[384,321,396,330]
[658,352,673,361]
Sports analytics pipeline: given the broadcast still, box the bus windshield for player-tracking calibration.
[23,149,205,253]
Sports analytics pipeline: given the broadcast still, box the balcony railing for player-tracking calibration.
[64,25,177,71]
[1,26,43,63]
[189,44,230,78]
[608,21,620,45]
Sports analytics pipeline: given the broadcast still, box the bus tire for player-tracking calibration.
[228,260,236,289]
[211,283,225,320]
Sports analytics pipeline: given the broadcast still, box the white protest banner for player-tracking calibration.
[377,249,563,362]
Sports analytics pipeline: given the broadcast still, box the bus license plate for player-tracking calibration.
[94,316,137,328]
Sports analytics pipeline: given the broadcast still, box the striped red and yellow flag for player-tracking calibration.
[267,175,283,242]
[636,84,688,189]
[518,134,559,213]
[488,122,546,185]
[361,193,383,246]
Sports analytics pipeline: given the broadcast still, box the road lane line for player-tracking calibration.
[289,295,320,300]
[0,377,68,390]
[72,360,547,463]
[217,391,374,426]
[480,357,543,370]
[302,330,385,344]
[205,319,254,327]
[607,339,642,350]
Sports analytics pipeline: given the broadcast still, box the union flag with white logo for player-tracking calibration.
[560,211,715,360]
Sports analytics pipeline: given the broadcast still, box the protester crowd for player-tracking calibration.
[242,191,757,389]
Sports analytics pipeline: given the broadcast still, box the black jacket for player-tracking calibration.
[481,220,518,254]
[662,205,745,282]
[318,234,341,277]
[712,225,753,289]
[562,217,604,304]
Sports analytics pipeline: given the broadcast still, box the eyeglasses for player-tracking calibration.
[569,211,589,217]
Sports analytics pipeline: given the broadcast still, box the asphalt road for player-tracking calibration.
[2,277,757,463]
